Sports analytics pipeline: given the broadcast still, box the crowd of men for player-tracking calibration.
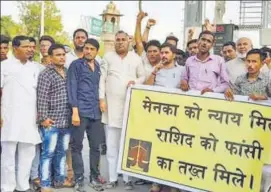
[1,10,271,192]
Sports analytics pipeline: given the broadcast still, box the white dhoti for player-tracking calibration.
[105,126,130,183]
[1,141,36,192]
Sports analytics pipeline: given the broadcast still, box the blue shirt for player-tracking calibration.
[67,58,101,119]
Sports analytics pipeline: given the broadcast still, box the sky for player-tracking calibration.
[1,1,263,49]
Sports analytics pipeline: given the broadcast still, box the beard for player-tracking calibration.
[75,45,84,52]
[237,52,247,59]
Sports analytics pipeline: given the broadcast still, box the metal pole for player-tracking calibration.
[40,1,45,37]
[202,0,206,24]
[139,0,142,12]
[262,0,268,28]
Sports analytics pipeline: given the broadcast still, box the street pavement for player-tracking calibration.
[55,137,150,192]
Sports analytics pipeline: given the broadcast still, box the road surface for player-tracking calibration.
[55,137,150,192]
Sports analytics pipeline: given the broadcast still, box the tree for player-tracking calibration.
[17,0,71,46]
[18,1,62,37]
[0,16,23,38]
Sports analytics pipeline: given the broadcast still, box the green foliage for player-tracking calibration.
[18,1,63,38]
[1,1,72,44]
[0,16,22,39]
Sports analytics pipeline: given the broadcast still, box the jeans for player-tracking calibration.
[39,126,70,188]
[70,117,103,183]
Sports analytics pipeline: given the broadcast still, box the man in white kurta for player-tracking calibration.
[99,31,145,190]
[226,37,270,87]
[1,36,41,192]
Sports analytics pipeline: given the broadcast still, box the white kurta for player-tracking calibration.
[99,51,146,128]
[1,56,41,144]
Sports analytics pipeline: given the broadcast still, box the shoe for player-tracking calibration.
[14,189,36,192]
[53,178,74,188]
[40,188,53,192]
[124,181,134,190]
[149,183,160,192]
[96,175,106,185]
[32,178,41,186]
[134,179,151,185]
[89,179,104,191]
[106,181,118,189]
[74,182,86,192]
[31,178,41,190]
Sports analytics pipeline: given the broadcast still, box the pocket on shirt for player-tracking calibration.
[199,69,219,83]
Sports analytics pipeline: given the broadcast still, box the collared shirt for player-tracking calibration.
[154,64,184,88]
[182,54,229,93]
[65,50,102,69]
[1,56,41,144]
[37,65,69,128]
[67,58,101,119]
[99,51,145,128]
[226,57,270,86]
[32,60,46,72]
[233,72,271,97]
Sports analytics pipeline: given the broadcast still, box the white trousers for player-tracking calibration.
[105,126,130,183]
[1,141,35,192]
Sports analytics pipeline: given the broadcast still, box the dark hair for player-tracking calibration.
[165,35,179,44]
[198,31,215,41]
[39,35,55,44]
[115,30,129,37]
[0,35,10,44]
[73,28,88,39]
[176,49,186,57]
[260,46,271,57]
[48,44,66,56]
[12,35,29,47]
[84,38,100,50]
[145,40,161,51]
[222,41,236,50]
[186,39,197,48]
[246,49,267,62]
[160,43,177,54]
[28,37,36,45]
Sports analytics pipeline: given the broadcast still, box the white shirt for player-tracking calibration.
[32,60,46,72]
[99,51,146,128]
[65,50,102,69]
[226,57,270,86]
[1,56,41,144]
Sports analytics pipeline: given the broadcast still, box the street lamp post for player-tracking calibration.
[40,1,45,37]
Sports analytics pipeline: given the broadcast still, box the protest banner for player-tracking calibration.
[117,85,271,192]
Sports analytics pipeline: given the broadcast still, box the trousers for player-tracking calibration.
[105,125,130,183]
[1,141,35,192]
[30,144,41,180]
[39,127,70,188]
[70,117,104,183]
